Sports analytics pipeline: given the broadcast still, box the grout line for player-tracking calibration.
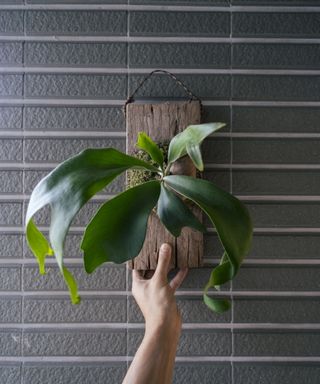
[7,130,320,138]
[0,99,126,106]
[4,226,320,234]
[205,164,320,170]
[4,36,320,43]
[176,356,320,363]
[2,356,320,363]
[5,131,320,139]
[21,6,26,375]
[3,99,320,107]
[126,1,130,369]
[0,131,126,137]
[4,67,320,76]
[230,6,320,12]
[2,290,320,298]
[2,322,320,330]
[0,4,230,11]
[3,162,320,170]
[3,258,320,266]
[1,4,320,11]
[230,6,235,383]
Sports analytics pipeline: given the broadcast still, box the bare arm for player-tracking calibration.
[122,243,188,384]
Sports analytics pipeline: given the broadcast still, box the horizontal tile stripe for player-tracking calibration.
[3,67,320,76]
[3,36,320,43]
[0,131,126,137]
[2,226,320,234]
[1,194,320,202]
[1,290,320,297]
[2,258,320,266]
[2,162,320,170]
[2,323,320,330]
[3,258,320,266]
[1,4,320,11]
[2,99,320,107]
[1,356,320,363]
[0,4,230,11]
[3,131,320,139]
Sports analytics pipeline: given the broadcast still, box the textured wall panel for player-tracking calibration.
[130,11,230,37]
[25,42,127,67]
[232,107,320,133]
[233,138,320,164]
[130,43,230,68]
[23,329,126,356]
[24,138,125,162]
[234,363,320,384]
[25,106,125,131]
[25,74,127,99]
[233,75,320,101]
[0,364,21,384]
[0,11,23,34]
[23,297,127,323]
[23,364,126,384]
[0,107,22,130]
[0,171,23,193]
[0,2,319,383]
[23,265,126,291]
[247,234,320,259]
[0,298,21,323]
[234,44,320,70]
[232,170,320,196]
[26,11,127,36]
[0,42,23,65]
[234,298,320,323]
[234,331,320,356]
[233,12,320,38]
[0,234,23,259]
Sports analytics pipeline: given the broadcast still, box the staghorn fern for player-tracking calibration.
[25,123,252,313]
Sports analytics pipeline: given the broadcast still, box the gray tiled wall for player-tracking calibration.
[0,1,319,383]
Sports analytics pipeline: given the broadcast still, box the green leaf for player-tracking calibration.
[203,294,231,313]
[164,175,252,312]
[136,132,164,167]
[167,123,226,169]
[81,181,161,273]
[186,144,204,171]
[157,183,206,237]
[26,219,54,275]
[25,148,159,304]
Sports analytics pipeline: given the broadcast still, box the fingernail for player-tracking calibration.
[160,243,171,255]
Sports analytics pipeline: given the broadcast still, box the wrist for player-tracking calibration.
[145,316,182,341]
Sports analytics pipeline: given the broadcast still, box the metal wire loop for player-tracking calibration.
[123,70,204,119]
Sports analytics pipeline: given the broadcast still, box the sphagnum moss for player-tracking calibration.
[127,143,169,189]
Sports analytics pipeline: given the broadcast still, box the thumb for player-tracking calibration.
[154,243,172,282]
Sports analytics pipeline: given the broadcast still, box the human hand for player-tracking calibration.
[132,243,188,337]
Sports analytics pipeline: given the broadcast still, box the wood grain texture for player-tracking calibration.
[126,101,203,271]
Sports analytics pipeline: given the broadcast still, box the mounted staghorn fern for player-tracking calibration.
[25,123,253,313]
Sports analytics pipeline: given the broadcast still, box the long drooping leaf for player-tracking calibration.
[164,175,252,312]
[167,123,226,171]
[81,181,161,273]
[25,148,159,304]
[157,183,206,237]
[136,132,164,167]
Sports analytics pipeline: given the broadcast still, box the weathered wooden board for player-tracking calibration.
[126,101,203,270]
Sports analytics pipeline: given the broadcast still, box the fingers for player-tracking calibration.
[170,268,188,291]
[142,270,155,279]
[132,269,144,282]
[154,243,172,282]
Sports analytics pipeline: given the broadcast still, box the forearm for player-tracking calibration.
[122,324,181,384]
